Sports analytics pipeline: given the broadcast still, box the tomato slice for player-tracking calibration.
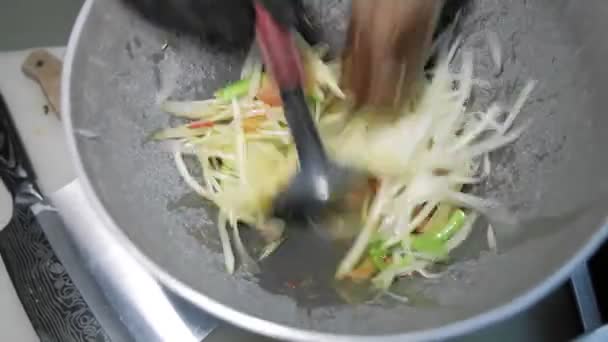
[242,115,267,133]
[188,121,214,129]
[257,76,282,107]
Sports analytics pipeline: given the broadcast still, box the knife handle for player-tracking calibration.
[22,50,63,118]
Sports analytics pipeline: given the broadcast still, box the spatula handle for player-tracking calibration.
[280,88,328,168]
[254,2,328,170]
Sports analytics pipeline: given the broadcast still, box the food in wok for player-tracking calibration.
[152,32,536,292]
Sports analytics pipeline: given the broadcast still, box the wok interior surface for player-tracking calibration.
[68,0,608,337]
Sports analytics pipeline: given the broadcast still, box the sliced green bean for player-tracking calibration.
[412,209,467,256]
[215,78,252,101]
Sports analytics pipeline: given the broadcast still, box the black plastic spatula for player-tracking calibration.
[254,2,366,220]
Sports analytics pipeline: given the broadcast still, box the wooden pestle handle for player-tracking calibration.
[22,49,63,118]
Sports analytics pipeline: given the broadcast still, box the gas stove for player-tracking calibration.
[0,49,604,342]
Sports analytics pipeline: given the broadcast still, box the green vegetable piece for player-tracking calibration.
[215,78,251,101]
[422,204,452,235]
[368,240,390,270]
[306,96,318,108]
[412,209,467,256]
[434,209,467,242]
[411,236,446,257]
[309,85,325,103]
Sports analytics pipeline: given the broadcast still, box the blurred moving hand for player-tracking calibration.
[124,0,448,110]
[342,0,443,110]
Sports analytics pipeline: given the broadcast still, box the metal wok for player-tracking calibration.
[62,0,608,340]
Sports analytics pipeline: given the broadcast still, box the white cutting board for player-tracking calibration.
[0,48,74,196]
[0,47,74,342]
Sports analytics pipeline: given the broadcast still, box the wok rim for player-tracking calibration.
[62,0,608,341]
